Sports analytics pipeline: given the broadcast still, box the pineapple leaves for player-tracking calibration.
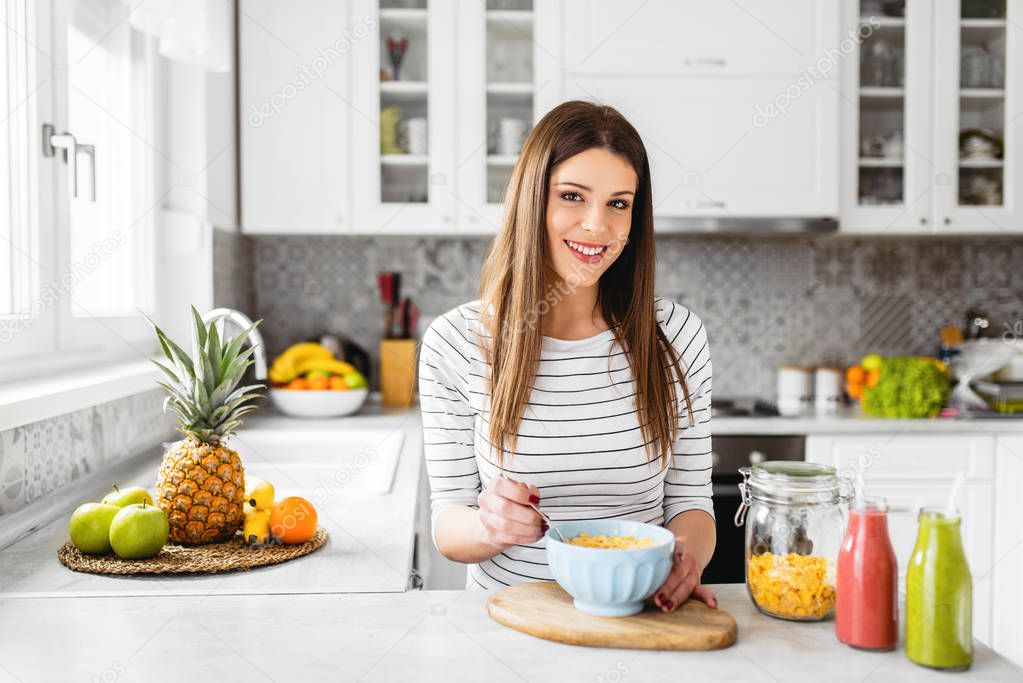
[148,308,265,444]
[207,322,223,389]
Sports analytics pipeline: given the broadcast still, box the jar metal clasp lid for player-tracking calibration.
[734,466,753,527]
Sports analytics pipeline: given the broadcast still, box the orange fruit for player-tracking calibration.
[268,496,318,544]
[845,365,865,385]
[329,376,348,390]
[866,368,881,388]
[307,374,329,391]
[847,383,864,400]
[287,378,309,390]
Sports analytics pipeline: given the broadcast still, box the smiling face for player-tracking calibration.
[545,147,638,289]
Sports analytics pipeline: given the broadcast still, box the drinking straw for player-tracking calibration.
[945,471,965,517]
[853,466,866,509]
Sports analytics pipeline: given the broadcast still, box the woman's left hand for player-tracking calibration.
[653,537,718,613]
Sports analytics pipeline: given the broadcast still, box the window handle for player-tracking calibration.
[42,123,78,199]
[76,144,96,202]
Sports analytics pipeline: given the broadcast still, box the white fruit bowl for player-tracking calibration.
[270,387,368,418]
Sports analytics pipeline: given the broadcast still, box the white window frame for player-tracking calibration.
[0,0,161,376]
[1,0,58,360]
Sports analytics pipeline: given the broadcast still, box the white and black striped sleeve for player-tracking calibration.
[661,305,714,524]
[418,313,480,546]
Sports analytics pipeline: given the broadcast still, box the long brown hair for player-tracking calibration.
[478,100,694,470]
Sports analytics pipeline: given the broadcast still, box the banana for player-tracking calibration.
[269,343,335,383]
[244,477,275,511]
[243,508,271,545]
[293,357,356,377]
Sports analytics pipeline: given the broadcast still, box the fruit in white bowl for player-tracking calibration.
[69,503,121,554]
[108,502,170,560]
[101,484,154,508]
[270,387,368,418]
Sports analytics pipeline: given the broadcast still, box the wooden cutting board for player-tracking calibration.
[486,581,737,651]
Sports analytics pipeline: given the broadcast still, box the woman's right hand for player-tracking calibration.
[475,474,547,552]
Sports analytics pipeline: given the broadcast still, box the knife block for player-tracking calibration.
[379,338,418,407]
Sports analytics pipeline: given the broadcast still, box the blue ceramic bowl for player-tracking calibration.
[545,519,675,617]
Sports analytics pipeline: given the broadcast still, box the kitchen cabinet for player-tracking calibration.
[238,0,352,234]
[535,1,840,224]
[454,0,539,234]
[350,0,461,234]
[841,0,1023,234]
[806,433,996,645]
[992,436,1023,670]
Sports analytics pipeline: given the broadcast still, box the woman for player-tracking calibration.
[418,100,716,612]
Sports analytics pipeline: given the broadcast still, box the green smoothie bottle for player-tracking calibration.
[905,507,972,670]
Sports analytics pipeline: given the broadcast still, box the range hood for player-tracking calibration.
[653,216,839,235]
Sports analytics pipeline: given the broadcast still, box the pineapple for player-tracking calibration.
[149,308,264,544]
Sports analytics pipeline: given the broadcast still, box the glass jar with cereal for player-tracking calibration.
[735,462,847,621]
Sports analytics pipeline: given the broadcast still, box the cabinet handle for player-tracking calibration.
[919,217,927,226]
[944,217,951,225]
[685,57,727,67]
[689,199,727,209]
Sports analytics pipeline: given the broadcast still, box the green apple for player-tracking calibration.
[343,371,367,389]
[102,484,154,508]
[69,502,121,554]
[108,502,169,560]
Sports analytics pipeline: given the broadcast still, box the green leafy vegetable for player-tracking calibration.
[862,356,951,419]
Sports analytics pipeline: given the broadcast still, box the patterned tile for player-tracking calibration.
[0,428,27,515]
[857,295,914,356]
[0,389,173,518]
[855,241,916,296]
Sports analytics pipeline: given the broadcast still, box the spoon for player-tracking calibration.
[529,503,567,543]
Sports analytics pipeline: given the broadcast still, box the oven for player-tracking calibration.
[701,435,805,585]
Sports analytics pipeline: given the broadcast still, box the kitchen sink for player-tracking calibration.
[227,428,405,497]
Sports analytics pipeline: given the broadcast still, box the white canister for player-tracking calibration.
[814,367,843,414]
[777,365,813,417]
[399,117,428,156]
[497,117,526,156]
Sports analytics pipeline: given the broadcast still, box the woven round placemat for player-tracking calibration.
[57,527,328,575]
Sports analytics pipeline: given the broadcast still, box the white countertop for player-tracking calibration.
[712,409,1023,435]
[0,584,1017,682]
[0,401,424,598]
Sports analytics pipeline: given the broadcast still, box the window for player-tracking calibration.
[1,0,157,367]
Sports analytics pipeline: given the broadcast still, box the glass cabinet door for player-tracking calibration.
[843,0,934,232]
[934,0,1023,232]
[378,0,430,204]
[454,0,535,234]
[484,0,534,207]
[352,0,457,233]
[955,1,1007,208]
[857,0,908,208]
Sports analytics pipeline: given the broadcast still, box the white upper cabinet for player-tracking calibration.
[841,0,1023,234]
[239,0,351,234]
[559,0,826,78]
[536,0,841,225]
[350,0,459,234]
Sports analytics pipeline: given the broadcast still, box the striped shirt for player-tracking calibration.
[418,297,713,590]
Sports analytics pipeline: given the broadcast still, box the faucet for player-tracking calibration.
[201,308,267,380]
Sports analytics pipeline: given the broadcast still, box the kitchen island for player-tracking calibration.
[0,583,1018,682]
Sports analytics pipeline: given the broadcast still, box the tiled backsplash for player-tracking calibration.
[222,234,1023,399]
[0,390,174,517]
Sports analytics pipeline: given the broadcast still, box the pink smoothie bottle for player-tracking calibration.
[836,497,898,650]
